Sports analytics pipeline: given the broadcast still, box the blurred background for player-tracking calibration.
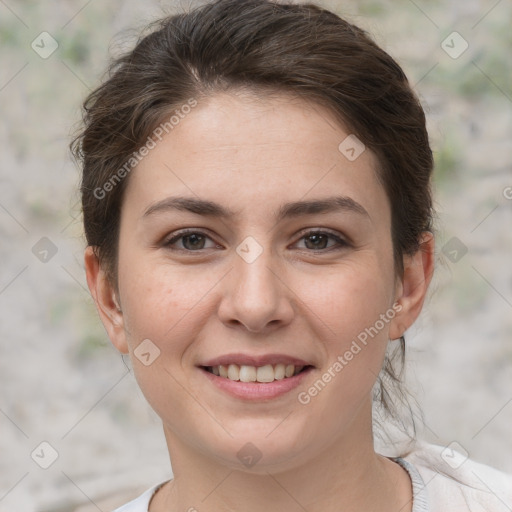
[0,0,511,510]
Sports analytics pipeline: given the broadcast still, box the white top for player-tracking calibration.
[111,442,512,511]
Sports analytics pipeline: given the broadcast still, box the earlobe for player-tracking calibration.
[84,246,129,354]
[389,232,435,341]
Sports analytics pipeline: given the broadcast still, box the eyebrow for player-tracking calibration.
[142,195,370,222]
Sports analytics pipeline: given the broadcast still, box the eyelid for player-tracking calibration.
[294,227,347,242]
[163,228,220,249]
[292,228,349,250]
[163,227,350,252]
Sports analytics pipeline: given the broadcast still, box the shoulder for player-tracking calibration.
[110,481,168,512]
[402,441,512,512]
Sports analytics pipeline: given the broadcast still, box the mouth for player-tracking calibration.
[199,363,315,401]
[200,363,314,383]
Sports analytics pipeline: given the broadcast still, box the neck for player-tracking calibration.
[153,401,412,512]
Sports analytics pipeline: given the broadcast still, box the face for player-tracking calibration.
[86,91,431,474]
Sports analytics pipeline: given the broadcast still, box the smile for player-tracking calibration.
[199,364,315,401]
[203,363,311,383]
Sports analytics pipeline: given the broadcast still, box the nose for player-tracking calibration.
[217,242,294,333]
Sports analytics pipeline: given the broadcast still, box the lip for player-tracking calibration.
[199,352,314,367]
[199,365,315,401]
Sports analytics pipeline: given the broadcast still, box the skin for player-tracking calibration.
[85,90,434,512]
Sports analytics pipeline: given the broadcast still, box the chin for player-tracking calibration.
[204,427,314,475]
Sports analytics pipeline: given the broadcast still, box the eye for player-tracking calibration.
[163,230,219,251]
[294,230,349,251]
[162,228,349,253]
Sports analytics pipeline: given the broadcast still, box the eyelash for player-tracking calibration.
[162,228,349,253]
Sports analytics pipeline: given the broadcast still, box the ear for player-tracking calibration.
[84,246,129,354]
[389,232,435,341]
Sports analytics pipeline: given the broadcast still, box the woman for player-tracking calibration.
[71,0,512,510]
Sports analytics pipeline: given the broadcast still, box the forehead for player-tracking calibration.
[122,91,389,226]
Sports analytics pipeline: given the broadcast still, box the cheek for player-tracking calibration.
[116,259,204,412]
[119,244,394,356]
[308,258,394,337]
[119,266,200,343]
[117,252,227,378]
[304,261,394,389]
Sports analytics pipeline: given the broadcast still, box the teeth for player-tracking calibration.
[207,363,306,383]
[239,365,256,382]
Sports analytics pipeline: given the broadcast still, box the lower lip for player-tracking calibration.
[199,367,314,401]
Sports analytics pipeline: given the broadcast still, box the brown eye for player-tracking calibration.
[180,233,207,250]
[164,230,218,251]
[296,230,348,252]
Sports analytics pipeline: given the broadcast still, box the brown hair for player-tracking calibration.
[70,0,434,434]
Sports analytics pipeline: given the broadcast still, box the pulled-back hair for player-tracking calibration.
[71,0,434,435]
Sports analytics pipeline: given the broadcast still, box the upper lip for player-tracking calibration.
[199,353,314,368]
